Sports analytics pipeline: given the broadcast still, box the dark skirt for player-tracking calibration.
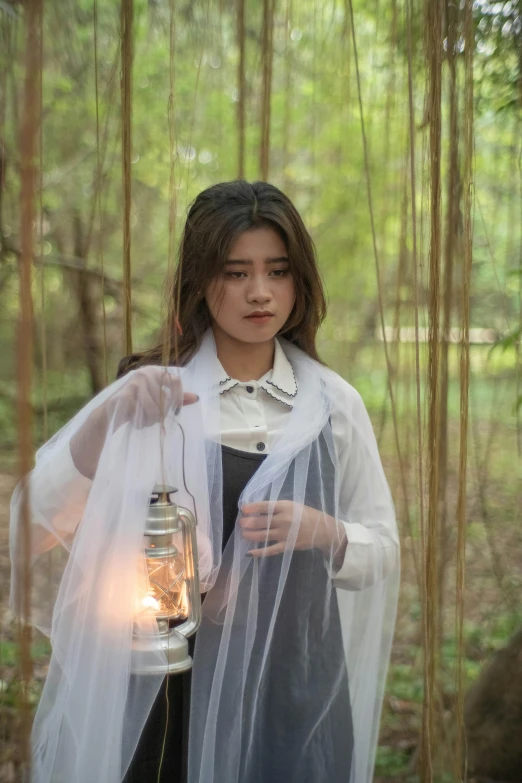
[123,663,192,782]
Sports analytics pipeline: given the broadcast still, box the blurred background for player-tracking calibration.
[0,0,521,781]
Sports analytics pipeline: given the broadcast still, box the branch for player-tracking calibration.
[0,233,125,300]
[34,255,123,300]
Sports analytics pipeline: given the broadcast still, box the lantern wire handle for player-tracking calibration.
[175,418,199,529]
[156,414,200,782]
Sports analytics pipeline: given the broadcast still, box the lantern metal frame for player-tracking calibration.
[132,484,201,675]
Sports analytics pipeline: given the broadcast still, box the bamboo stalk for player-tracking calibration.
[422,0,444,778]
[121,0,133,356]
[17,0,43,775]
[259,0,275,181]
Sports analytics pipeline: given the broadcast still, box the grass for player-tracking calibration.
[0,635,51,708]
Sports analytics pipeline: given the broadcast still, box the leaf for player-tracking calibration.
[489,326,521,355]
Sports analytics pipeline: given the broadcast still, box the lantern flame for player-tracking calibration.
[141,595,160,611]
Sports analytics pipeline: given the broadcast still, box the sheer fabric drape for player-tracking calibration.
[10,334,399,783]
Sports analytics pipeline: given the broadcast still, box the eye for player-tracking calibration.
[269,268,290,278]
[225,271,247,279]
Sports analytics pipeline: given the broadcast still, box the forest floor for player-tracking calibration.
[0,414,519,783]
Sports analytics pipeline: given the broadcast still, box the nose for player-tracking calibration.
[246,273,272,304]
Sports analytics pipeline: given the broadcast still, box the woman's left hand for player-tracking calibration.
[239,500,348,561]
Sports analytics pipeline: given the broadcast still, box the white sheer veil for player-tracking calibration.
[10,332,400,783]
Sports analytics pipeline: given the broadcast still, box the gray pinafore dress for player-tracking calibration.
[124,439,353,783]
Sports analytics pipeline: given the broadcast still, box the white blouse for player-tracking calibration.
[26,338,396,590]
[216,338,296,454]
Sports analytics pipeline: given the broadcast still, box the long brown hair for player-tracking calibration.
[117,180,327,378]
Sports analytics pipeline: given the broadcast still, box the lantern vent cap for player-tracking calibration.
[145,484,181,536]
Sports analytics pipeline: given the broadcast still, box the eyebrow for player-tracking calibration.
[225,256,290,266]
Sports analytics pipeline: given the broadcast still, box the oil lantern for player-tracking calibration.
[132,484,201,675]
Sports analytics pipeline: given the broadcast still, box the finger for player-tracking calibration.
[158,374,184,410]
[109,374,163,429]
[239,515,275,530]
[134,367,181,407]
[142,373,190,417]
[132,371,172,410]
[242,529,284,543]
[163,372,184,405]
[146,376,175,414]
[141,389,166,427]
[248,542,287,558]
[159,374,198,410]
[241,501,280,516]
[127,376,174,426]
[119,394,157,429]
[182,392,199,407]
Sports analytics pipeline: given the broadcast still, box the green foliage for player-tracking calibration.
[388,662,424,703]
[474,1,522,113]
[0,635,51,708]
[374,744,412,777]
[0,636,50,669]
[490,324,521,354]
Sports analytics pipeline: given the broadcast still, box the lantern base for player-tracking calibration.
[131,626,193,675]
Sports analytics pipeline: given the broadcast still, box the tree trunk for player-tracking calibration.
[464,627,522,781]
[72,210,105,395]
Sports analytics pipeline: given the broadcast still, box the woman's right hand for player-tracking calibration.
[71,366,198,479]
[103,366,198,432]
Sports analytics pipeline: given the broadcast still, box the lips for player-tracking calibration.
[245,311,274,318]
[245,312,274,326]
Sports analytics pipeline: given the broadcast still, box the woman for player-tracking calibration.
[10,180,400,783]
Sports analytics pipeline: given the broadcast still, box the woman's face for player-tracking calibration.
[205,227,296,345]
